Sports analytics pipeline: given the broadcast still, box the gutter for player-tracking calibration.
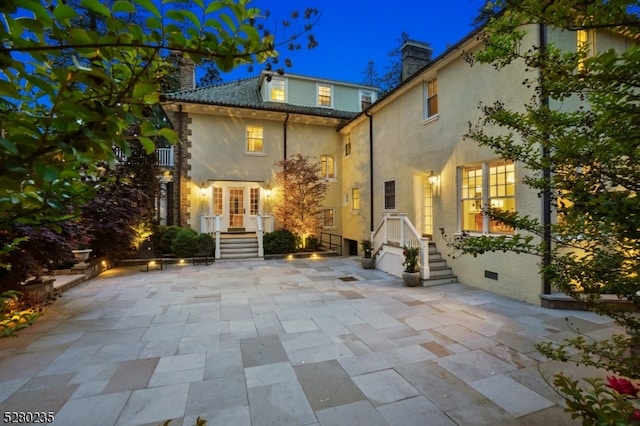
[284,112,289,160]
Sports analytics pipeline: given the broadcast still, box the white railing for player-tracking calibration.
[112,146,174,167]
[371,213,430,279]
[256,216,264,257]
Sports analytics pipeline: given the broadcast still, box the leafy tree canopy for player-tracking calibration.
[0,0,318,259]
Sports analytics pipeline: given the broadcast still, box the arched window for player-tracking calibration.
[320,155,335,179]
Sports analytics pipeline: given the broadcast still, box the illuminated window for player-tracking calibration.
[320,155,335,179]
[250,188,259,215]
[351,187,360,210]
[323,209,334,227]
[384,180,395,210]
[577,29,596,71]
[460,160,515,234]
[269,78,286,102]
[213,187,222,215]
[424,78,438,119]
[246,126,263,153]
[318,84,332,107]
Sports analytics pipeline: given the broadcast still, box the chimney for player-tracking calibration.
[401,40,433,81]
[178,55,195,90]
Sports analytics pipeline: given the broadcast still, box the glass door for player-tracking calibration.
[229,187,245,229]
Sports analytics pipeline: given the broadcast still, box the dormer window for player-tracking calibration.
[269,77,286,102]
[318,84,332,107]
[360,90,374,110]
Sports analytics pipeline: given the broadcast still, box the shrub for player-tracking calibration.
[197,233,215,255]
[263,229,297,254]
[170,228,199,257]
[156,225,182,255]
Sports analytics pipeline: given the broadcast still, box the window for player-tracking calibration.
[577,29,596,71]
[269,78,286,102]
[384,180,395,210]
[460,160,515,234]
[423,78,438,120]
[320,155,335,179]
[246,126,263,153]
[250,188,259,215]
[213,187,223,215]
[351,187,360,211]
[318,84,332,107]
[360,91,373,110]
[323,209,334,227]
[344,135,351,157]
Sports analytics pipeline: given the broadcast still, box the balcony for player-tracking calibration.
[112,146,174,167]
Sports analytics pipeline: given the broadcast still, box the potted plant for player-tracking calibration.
[402,245,421,287]
[360,239,375,269]
[71,229,93,267]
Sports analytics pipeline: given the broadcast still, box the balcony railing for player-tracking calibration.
[112,146,174,167]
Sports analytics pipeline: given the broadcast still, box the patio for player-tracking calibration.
[0,257,618,425]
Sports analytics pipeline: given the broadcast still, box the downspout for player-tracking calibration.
[177,104,184,226]
[539,23,552,295]
[365,110,374,232]
[283,113,290,160]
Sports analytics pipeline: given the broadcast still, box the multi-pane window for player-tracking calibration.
[250,188,259,215]
[384,180,395,210]
[351,187,360,210]
[344,135,351,157]
[577,29,596,71]
[270,78,286,101]
[246,126,263,153]
[318,85,332,107]
[213,187,223,215]
[323,209,334,227]
[320,155,335,179]
[424,78,438,119]
[361,91,373,110]
[460,160,515,234]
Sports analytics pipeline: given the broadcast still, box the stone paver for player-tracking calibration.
[0,257,617,425]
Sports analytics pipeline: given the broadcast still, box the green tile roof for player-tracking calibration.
[164,77,358,120]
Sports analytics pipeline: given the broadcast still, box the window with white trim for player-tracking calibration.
[213,187,223,215]
[360,90,373,110]
[384,180,395,210]
[351,187,360,211]
[250,188,260,215]
[269,77,286,102]
[459,160,515,234]
[344,135,351,157]
[577,29,596,71]
[246,126,263,154]
[423,78,438,120]
[320,155,335,179]
[323,209,334,227]
[318,84,332,107]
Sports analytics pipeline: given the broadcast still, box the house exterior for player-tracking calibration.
[161,25,631,305]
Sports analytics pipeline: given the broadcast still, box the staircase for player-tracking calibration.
[422,242,457,286]
[219,234,259,260]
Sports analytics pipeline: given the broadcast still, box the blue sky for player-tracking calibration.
[219,0,487,84]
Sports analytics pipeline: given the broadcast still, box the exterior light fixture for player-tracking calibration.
[428,171,440,186]
[200,181,207,198]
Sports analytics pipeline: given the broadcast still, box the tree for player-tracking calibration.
[0,1,319,262]
[360,31,411,94]
[272,154,328,246]
[445,1,640,422]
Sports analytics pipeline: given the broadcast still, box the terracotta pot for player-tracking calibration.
[402,271,421,287]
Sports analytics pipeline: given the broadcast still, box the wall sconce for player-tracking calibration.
[200,181,207,198]
[428,171,440,186]
[265,188,272,199]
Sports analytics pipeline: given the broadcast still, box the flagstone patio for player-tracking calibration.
[0,257,620,425]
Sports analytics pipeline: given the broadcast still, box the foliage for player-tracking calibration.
[263,229,297,254]
[170,228,199,258]
[272,154,328,245]
[446,1,640,422]
[196,233,215,256]
[0,291,40,337]
[361,239,373,258]
[402,246,419,273]
[0,0,319,263]
[156,225,184,255]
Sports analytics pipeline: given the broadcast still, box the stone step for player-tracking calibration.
[421,275,458,287]
[428,266,455,277]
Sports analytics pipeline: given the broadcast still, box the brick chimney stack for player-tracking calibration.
[178,55,195,90]
[401,40,433,81]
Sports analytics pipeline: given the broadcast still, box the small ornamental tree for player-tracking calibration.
[272,154,328,246]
